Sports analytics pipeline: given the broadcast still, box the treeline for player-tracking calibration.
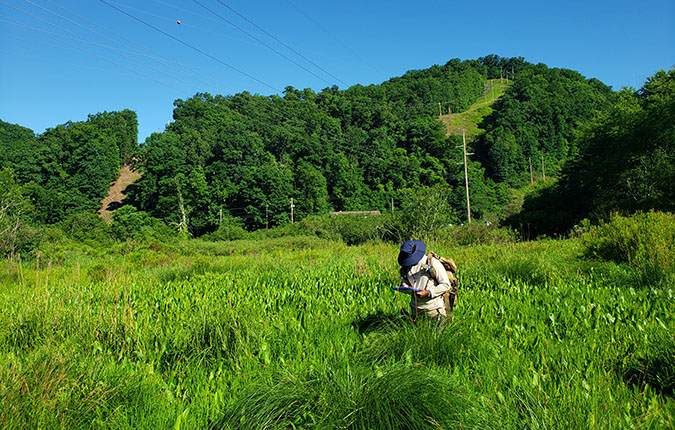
[0,110,137,223]
[476,65,614,185]
[1,56,672,249]
[129,56,615,236]
[510,68,675,235]
[128,58,490,235]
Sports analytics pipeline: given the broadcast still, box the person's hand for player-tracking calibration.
[416,290,430,298]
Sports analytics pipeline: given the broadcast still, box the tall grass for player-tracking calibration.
[0,237,673,428]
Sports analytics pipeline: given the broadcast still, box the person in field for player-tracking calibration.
[398,239,453,321]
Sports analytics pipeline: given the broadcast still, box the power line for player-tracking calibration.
[0,13,185,92]
[15,0,210,92]
[7,0,233,93]
[4,1,204,93]
[40,0,236,92]
[98,0,281,93]
[284,0,388,81]
[211,0,347,87]
[191,0,335,87]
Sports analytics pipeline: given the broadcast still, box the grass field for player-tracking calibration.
[440,79,512,139]
[1,237,673,428]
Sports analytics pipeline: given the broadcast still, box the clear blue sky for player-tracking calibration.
[1,0,674,142]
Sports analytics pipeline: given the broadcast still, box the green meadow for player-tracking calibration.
[1,236,672,429]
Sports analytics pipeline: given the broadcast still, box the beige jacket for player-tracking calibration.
[402,255,452,312]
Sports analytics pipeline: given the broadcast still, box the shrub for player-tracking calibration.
[621,326,675,396]
[204,224,249,241]
[58,211,112,245]
[439,222,517,246]
[582,211,675,285]
[300,214,386,245]
[110,206,173,241]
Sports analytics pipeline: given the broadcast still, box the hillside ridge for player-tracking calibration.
[439,79,511,139]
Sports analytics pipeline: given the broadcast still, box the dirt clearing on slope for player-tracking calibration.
[98,164,141,223]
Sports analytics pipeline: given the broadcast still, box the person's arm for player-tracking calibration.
[425,258,452,299]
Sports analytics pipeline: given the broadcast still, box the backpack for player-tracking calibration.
[424,251,459,313]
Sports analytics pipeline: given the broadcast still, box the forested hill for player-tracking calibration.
[126,56,615,235]
[1,55,629,238]
[0,111,137,223]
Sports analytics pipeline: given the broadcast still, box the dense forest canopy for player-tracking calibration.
[127,56,615,235]
[0,55,672,242]
[0,110,137,223]
[510,67,675,235]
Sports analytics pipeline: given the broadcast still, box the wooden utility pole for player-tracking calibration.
[265,204,269,229]
[391,198,394,214]
[290,198,295,223]
[456,129,473,223]
[529,157,534,184]
[438,102,442,117]
[219,208,222,225]
[541,156,546,181]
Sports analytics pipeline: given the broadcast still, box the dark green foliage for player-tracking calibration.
[512,68,675,235]
[111,205,173,241]
[300,213,387,245]
[476,64,614,186]
[130,58,504,233]
[0,168,37,257]
[440,222,517,246]
[203,224,249,241]
[0,111,138,223]
[620,327,675,396]
[58,211,112,245]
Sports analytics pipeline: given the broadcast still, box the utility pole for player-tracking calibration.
[438,102,442,117]
[219,208,223,225]
[265,204,269,229]
[391,198,394,214]
[541,156,546,181]
[290,198,295,224]
[456,129,473,223]
[529,157,534,184]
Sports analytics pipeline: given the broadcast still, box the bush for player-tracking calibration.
[582,211,675,285]
[203,224,250,241]
[388,185,457,242]
[111,206,173,242]
[439,222,517,246]
[300,214,387,245]
[58,212,112,245]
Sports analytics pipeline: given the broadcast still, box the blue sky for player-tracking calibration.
[1,0,674,142]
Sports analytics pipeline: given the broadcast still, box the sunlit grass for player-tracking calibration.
[441,79,512,138]
[0,237,673,428]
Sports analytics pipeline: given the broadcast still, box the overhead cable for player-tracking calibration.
[212,0,347,87]
[38,0,236,92]
[192,0,335,87]
[98,0,281,93]
[15,0,207,92]
[0,13,185,92]
[284,0,388,81]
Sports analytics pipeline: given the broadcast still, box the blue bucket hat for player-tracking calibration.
[398,240,426,266]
